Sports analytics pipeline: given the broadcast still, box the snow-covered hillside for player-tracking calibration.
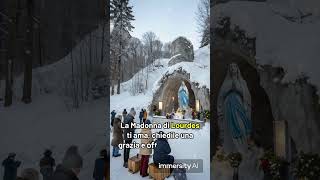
[110,45,210,113]
[0,24,108,104]
[110,45,210,180]
[0,26,107,179]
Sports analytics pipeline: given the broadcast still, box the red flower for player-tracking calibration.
[260,159,270,172]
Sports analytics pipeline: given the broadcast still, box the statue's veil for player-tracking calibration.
[218,63,251,116]
[217,63,252,152]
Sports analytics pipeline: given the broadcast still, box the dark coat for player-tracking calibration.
[40,155,55,177]
[139,111,144,119]
[153,138,174,165]
[111,118,123,146]
[93,158,105,180]
[2,158,21,180]
[123,114,135,141]
[49,165,78,180]
[110,111,116,126]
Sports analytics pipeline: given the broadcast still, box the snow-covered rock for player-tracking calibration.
[168,54,188,66]
[170,37,194,62]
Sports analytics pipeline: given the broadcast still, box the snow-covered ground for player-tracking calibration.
[110,124,210,180]
[0,95,106,179]
[110,45,210,179]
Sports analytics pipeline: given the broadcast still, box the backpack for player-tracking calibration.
[173,168,187,180]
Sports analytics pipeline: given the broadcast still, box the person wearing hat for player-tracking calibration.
[123,108,136,168]
[111,114,123,157]
[122,109,127,120]
[93,149,107,180]
[39,149,55,180]
[2,153,21,180]
[139,120,154,177]
[110,110,116,127]
[50,145,83,180]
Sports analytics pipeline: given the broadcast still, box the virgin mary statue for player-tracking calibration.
[217,63,252,153]
[178,81,189,110]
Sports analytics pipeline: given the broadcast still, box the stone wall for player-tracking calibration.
[258,65,320,153]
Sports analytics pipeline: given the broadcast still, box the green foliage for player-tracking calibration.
[204,110,210,119]
[293,151,320,180]
[110,0,135,34]
[260,150,285,180]
[155,109,162,116]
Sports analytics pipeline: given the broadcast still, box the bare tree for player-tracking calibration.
[4,0,18,107]
[22,0,34,104]
[153,39,163,64]
[142,31,158,89]
[142,31,157,65]
[162,42,171,58]
[196,0,210,47]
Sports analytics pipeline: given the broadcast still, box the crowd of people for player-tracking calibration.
[2,146,109,180]
[111,108,175,178]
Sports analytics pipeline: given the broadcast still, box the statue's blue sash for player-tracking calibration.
[224,91,252,140]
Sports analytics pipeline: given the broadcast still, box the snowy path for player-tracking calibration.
[0,95,106,179]
[110,123,210,180]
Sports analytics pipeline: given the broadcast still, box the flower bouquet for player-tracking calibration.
[293,151,320,180]
[259,150,285,180]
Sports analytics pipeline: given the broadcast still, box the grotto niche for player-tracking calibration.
[151,68,210,118]
[212,47,275,158]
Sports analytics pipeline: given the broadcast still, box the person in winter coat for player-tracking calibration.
[2,153,21,180]
[93,149,107,180]
[123,108,136,168]
[50,145,83,180]
[39,149,55,180]
[139,120,154,177]
[110,110,116,127]
[143,109,147,122]
[18,168,39,180]
[139,109,144,124]
[153,131,174,166]
[122,109,127,120]
[111,115,123,157]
